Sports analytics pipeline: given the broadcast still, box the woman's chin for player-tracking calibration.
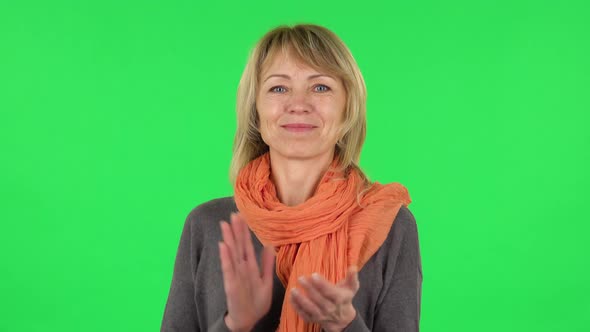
[269,147,334,161]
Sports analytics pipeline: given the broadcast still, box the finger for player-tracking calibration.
[309,273,345,303]
[238,213,259,277]
[261,246,276,285]
[298,276,337,314]
[230,213,245,263]
[345,266,360,292]
[290,286,322,321]
[220,221,240,268]
[218,242,236,294]
[221,221,240,273]
[290,288,314,322]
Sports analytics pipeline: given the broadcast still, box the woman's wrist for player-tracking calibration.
[224,313,253,332]
[322,305,357,332]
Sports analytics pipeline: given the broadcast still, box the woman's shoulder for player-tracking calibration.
[183,196,238,233]
[187,196,237,217]
[376,204,420,261]
[392,205,418,231]
[393,204,419,241]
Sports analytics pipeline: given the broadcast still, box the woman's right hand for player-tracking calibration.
[219,212,276,332]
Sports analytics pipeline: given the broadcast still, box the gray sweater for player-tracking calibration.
[161,197,422,332]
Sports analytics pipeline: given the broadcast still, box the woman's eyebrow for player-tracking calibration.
[263,74,335,82]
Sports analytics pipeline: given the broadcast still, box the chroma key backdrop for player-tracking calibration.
[0,1,588,331]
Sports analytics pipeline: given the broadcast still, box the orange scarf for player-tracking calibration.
[234,152,411,332]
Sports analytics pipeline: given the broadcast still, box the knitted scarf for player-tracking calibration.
[234,152,411,332]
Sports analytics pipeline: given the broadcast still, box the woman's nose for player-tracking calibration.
[286,89,312,113]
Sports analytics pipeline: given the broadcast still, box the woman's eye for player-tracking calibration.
[270,86,287,93]
[314,84,330,92]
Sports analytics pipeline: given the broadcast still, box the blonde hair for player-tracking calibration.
[230,24,371,189]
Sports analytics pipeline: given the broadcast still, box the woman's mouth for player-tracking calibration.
[281,123,317,132]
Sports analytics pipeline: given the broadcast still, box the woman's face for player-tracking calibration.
[256,51,347,161]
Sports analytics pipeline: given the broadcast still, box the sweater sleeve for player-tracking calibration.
[373,207,422,331]
[161,206,235,332]
[341,311,370,332]
[161,210,201,331]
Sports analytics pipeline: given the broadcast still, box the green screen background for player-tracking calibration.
[1,0,588,331]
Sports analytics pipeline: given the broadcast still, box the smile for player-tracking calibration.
[281,124,317,132]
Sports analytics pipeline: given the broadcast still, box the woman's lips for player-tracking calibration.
[281,123,317,132]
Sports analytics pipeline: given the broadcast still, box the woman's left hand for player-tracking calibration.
[290,266,360,332]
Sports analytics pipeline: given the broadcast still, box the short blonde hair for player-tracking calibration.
[230,24,370,187]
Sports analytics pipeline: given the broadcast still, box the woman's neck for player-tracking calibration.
[269,149,335,207]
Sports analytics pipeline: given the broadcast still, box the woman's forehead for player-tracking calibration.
[263,53,314,72]
[260,48,336,80]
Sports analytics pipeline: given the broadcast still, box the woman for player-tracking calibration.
[161,24,422,332]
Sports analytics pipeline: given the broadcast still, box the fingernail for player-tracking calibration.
[298,276,306,284]
[291,288,299,295]
[311,273,320,280]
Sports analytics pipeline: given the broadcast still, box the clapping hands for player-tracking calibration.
[219,212,359,332]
